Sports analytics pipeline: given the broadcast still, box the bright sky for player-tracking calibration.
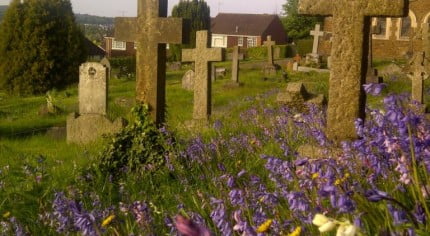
[0,0,284,17]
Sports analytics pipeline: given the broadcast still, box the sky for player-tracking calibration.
[0,0,284,17]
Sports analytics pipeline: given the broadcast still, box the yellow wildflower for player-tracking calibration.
[101,215,115,227]
[312,173,319,180]
[288,226,301,236]
[335,179,342,186]
[2,212,10,218]
[256,219,273,233]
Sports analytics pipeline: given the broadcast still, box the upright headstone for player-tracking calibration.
[67,63,125,144]
[299,0,406,141]
[182,70,195,91]
[231,46,240,84]
[115,0,185,124]
[263,35,277,75]
[182,31,223,121]
[408,52,428,104]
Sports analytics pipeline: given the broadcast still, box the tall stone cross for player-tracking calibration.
[299,0,406,141]
[408,52,427,104]
[115,0,184,124]
[263,36,276,65]
[310,24,324,55]
[182,31,223,121]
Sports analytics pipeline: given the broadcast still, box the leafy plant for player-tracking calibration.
[98,105,175,177]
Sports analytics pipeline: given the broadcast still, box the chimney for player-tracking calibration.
[235,26,239,33]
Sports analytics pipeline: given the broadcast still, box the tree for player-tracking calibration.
[0,0,87,95]
[169,0,211,61]
[282,0,322,40]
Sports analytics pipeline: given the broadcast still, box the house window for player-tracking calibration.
[399,16,411,39]
[112,40,126,50]
[212,35,227,48]
[373,18,387,38]
[238,37,244,47]
[247,37,257,48]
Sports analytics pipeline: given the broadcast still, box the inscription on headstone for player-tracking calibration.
[79,63,107,115]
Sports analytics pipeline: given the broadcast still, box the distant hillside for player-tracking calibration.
[75,14,114,25]
[0,7,114,26]
[0,5,7,21]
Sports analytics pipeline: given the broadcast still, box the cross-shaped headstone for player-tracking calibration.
[263,35,276,65]
[408,52,428,104]
[182,31,223,121]
[115,0,184,124]
[299,0,406,141]
[310,24,324,55]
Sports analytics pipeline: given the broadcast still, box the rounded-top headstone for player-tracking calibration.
[79,62,108,115]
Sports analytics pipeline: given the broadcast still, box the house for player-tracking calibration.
[317,0,430,59]
[103,33,136,58]
[211,13,287,49]
[84,38,106,61]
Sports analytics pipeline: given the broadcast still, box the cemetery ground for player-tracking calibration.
[0,59,430,235]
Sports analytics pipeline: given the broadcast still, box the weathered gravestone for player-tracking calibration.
[306,24,324,65]
[299,0,406,141]
[182,70,195,91]
[115,0,185,124]
[182,30,222,121]
[231,46,240,84]
[67,63,125,144]
[263,35,277,76]
[277,82,326,110]
[408,52,428,104]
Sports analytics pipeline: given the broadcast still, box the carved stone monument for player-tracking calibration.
[115,0,185,124]
[231,46,240,84]
[408,52,428,104]
[299,0,406,141]
[306,24,324,65]
[263,35,277,76]
[67,63,125,144]
[182,30,223,121]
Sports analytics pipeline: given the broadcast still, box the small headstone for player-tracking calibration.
[182,70,195,91]
[277,82,326,110]
[379,63,402,77]
[100,57,111,80]
[293,62,299,71]
[274,47,281,60]
[67,62,125,144]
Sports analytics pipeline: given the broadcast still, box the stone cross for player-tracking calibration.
[231,46,240,83]
[79,63,108,115]
[299,0,406,141]
[263,35,276,65]
[310,24,324,55]
[182,31,223,121]
[115,0,184,124]
[408,52,428,104]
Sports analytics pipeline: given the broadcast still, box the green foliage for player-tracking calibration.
[246,45,294,60]
[80,24,112,46]
[296,38,313,55]
[281,0,322,40]
[0,0,87,96]
[98,105,174,177]
[170,0,211,61]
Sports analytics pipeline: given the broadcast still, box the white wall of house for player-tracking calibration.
[211,34,228,48]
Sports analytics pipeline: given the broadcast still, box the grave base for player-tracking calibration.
[67,113,126,144]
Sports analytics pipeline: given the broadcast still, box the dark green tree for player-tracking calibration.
[169,0,210,61]
[282,0,322,40]
[0,0,87,95]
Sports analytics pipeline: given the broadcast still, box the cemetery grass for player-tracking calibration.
[1,62,430,234]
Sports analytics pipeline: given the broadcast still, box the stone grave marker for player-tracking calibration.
[299,0,406,141]
[231,46,240,84]
[306,24,324,65]
[182,30,223,121]
[263,35,277,76]
[67,62,125,144]
[274,47,281,60]
[408,52,428,104]
[277,82,326,110]
[100,57,111,80]
[115,0,185,124]
[182,70,195,91]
